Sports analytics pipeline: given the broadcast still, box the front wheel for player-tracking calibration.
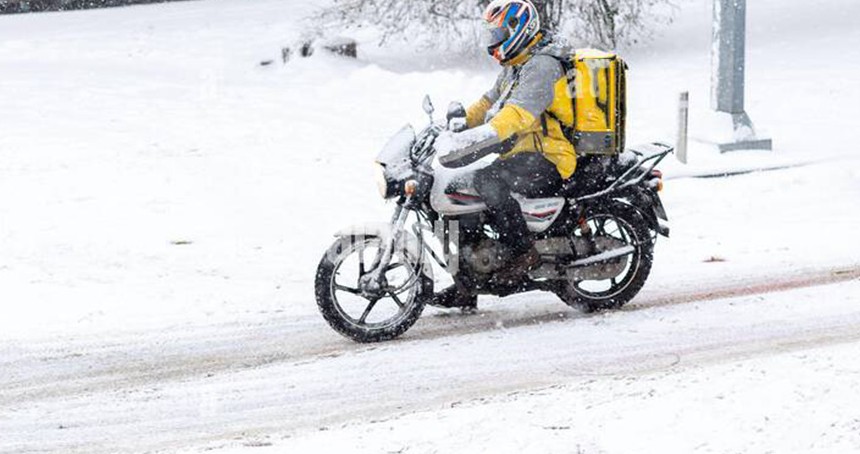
[556,202,654,313]
[315,235,433,343]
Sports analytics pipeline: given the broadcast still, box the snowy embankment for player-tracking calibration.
[0,0,859,452]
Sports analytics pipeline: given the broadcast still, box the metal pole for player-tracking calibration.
[709,0,772,152]
[677,92,689,164]
[712,0,746,114]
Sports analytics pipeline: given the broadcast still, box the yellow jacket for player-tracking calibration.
[466,47,577,179]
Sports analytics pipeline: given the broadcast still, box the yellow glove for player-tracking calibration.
[466,97,493,129]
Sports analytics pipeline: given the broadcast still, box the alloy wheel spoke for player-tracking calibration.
[595,218,607,236]
[607,220,622,238]
[388,291,405,309]
[617,222,630,243]
[334,284,361,295]
[384,262,405,273]
[358,299,379,324]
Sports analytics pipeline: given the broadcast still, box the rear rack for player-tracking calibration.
[576,142,674,202]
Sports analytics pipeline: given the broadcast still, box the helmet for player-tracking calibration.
[482,0,542,65]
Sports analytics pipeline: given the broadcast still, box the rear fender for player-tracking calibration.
[612,189,670,238]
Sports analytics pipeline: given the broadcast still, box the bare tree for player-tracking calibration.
[530,0,565,34]
[311,0,485,48]
[568,0,678,48]
[311,0,676,51]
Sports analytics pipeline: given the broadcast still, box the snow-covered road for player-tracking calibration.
[3,267,859,454]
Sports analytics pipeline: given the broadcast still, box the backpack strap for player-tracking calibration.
[498,66,521,109]
[537,52,577,145]
[554,53,577,132]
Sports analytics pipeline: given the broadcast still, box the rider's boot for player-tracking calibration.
[492,246,541,286]
[490,198,542,285]
[431,284,478,311]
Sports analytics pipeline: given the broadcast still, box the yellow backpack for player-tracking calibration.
[551,49,628,156]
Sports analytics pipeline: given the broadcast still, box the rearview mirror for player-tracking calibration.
[422,95,435,117]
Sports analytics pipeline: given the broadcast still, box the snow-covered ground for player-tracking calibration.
[200,281,860,454]
[1,0,859,452]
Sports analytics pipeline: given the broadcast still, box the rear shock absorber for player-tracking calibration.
[574,205,597,257]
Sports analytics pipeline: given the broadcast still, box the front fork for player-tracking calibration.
[359,204,411,293]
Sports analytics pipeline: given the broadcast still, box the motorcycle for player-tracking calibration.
[315,96,672,343]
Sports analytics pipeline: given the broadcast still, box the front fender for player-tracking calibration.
[334,222,394,241]
[333,223,434,279]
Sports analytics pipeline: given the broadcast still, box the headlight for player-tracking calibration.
[374,163,389,198]
[374,162,403,199]
[374,162,418,200]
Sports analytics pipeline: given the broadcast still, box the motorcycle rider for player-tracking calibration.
[434,0,576,306]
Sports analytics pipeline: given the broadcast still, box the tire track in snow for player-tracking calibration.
[0,265,860,414]
[2,273,860,454]
[0,264,857,411]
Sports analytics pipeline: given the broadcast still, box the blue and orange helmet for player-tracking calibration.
[482,0,542,65]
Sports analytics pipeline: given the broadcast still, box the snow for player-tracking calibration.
[5,276,860,453]
[0,0,859,452]
[434,123,498,157]
[2,0,858,339]
[209,336,860,454]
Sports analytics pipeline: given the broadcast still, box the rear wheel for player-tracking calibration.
[556,202,654,313]
[315,235,432,343]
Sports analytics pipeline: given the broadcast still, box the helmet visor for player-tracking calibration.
[482,25,510,51]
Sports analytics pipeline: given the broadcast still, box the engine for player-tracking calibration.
[461,237,576,276]
[461,239,506,275]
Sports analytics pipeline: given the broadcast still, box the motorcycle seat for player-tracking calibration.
[556,174,613,198]
[556,156,621,198]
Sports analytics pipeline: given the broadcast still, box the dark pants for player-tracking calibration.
[473,152,563,255]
